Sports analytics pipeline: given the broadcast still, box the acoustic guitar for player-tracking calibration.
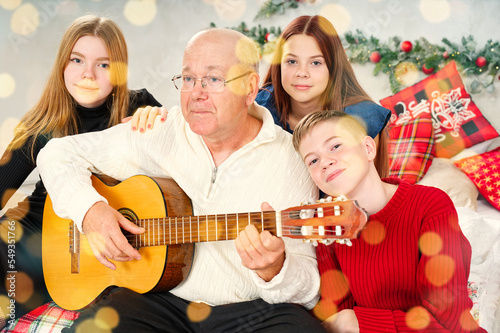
[42,174,368,310]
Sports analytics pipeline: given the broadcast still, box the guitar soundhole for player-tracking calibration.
[118,208,140,249]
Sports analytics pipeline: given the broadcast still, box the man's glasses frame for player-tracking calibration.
[171,71,252,93]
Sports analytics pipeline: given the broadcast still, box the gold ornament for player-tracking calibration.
[395,61,419,86]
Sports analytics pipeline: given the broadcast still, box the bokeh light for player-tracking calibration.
[73,318,112,332]
[227,64,250,96]
[394,61,419,87]
[459,308,480,331]
[319,4,351,35]
[27,233,43,258]
[7,272,34,303]
[11,3,40,36]
[110,61,129,87]
[95,306,120,330]
[0,0,21,10]
[186,301,211,323]
[419,0,451,23]
[235,37,260,68]
[213,0,246,21]
[124,0,157,26]
[361,220,386,245]
[0,117,19,153]
[0,189,30,220]
[312,298,337,321]
[419,231,443,256]
[405,306,430,330]
[320,269,350,301]
[0,219,24,243]
[425,254,455,287]
[83,232,102,256]
[0,73,16,98]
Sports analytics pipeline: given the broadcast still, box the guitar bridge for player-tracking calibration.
[69,222,80,274]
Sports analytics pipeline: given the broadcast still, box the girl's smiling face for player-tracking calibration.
[64,35,113,108]
[280,34,330,110]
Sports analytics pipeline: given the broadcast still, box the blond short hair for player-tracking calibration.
[292,110,368,151]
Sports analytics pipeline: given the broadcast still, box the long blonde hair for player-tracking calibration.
[9,15,129,159]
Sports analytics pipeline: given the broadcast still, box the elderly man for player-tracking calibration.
[38,28,325,332]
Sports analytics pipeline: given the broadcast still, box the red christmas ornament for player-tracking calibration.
[422,64,434,75]
[265,33,270,42]
[475,56,487,68]
[369,51,381,63]
[442,51,449,59]
[400,40,413,53]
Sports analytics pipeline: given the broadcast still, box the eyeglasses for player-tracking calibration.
[171,71,251,93]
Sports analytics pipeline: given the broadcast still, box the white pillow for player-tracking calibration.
[417,158,478,210]
[451,137,500,162]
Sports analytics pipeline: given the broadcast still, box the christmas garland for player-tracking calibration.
[345,30,500,94]
[254,0,314,20]
[218,22,499,94]
[217,0,499,94]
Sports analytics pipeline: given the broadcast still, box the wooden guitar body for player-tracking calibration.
[43,174,368,310]
[42,175,194,310]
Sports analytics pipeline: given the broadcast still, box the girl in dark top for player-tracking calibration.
[256,15,391,178]
[0,15,161,323]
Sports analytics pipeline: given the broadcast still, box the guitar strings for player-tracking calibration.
[119,214,350,246]
[69,208,359,245]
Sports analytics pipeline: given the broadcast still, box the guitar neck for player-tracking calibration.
[130,211,281,247]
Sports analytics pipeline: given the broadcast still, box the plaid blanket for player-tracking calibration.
[1,302,79,333]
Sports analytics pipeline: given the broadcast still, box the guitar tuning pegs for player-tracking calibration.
[317,196,333,203]
[319,239,335,246]
[303,239,319,246]
[336,194,348,202]
[319,239,353,247]
[335,239,353,247]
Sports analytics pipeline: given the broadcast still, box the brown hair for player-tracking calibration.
[262,15,388,178]
[8,15,129,160]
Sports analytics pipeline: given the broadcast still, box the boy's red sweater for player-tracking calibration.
[315,178,486,332]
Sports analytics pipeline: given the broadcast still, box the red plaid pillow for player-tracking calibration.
[387,114,435,184]
[454,147,500,210]
[381,61,498,159]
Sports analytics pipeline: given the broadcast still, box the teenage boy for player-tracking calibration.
[292,110,486,333]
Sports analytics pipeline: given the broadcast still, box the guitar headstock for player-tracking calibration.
[280,198,368,244]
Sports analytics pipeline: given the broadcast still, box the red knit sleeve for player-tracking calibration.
[313,243,355,321]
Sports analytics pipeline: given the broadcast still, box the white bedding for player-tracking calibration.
[458,202,500,333]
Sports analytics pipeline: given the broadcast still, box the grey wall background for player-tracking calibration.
[1,0,499,153]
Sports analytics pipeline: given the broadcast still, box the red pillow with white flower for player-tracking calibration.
[454,147,500,211]
[380,61,498,159]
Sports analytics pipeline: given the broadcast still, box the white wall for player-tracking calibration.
[1,0,499,152]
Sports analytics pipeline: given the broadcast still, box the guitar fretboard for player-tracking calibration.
[129,211,280,247]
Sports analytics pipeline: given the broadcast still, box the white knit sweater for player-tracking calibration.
[37,102,320,309]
